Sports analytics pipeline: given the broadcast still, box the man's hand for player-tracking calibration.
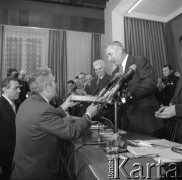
[155,105,176,119]
[61,95,79,110]
[86,104,98,119]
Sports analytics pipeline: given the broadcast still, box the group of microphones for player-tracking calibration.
[93,64,137,106]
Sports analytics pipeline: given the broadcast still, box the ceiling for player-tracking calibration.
[28,0,109,10]
[113,0,182,22]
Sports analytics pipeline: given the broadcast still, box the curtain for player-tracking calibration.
[66,31,92,81]
[91,34,102,75]
[164,22,179,71]
[2,25,49,79]
[48,30,67,99]
[124,17,167,78]
[0,25,3,83]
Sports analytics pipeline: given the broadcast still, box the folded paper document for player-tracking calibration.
[127,146,158,158]
[127,140,152,147]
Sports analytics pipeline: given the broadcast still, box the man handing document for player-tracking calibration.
[106,41,164,137]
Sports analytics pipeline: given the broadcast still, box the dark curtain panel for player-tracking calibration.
[124,17,167,78]
[164,22,179,70]
[91,34,102,76]
[0,25,3,83]
[48,30,67,99]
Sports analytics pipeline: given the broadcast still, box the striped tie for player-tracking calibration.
[119,65,124,75]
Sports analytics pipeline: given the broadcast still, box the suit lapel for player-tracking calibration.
[1,96,16,118]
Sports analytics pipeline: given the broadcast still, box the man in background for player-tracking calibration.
[84,73,93,92]
[155,35,182,143]
[156,65,179,106]
[0,77,21,180]
[11,67,98,180]
[18,70,30,105]
[86,60,112,95]
[106,41,164,137]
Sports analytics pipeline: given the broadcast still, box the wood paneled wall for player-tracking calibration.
[0,0,104,33]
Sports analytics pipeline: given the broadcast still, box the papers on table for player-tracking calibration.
[125,139,182,163]
[127,146,158,158]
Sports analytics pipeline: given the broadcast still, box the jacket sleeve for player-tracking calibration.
[175,104,182,117]
[38,105,91,141]
[129,57,157,100]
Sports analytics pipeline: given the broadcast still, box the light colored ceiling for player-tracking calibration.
[111,0,182,22]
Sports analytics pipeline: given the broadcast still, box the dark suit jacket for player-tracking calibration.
[0,96,16,149]
[11,93,91,180]
[112,55,164,134]
[170,78,182,141]
[87,73,112,95]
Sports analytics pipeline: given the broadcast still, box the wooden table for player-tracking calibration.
[60,129,182,180]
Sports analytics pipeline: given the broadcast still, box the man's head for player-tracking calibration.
[67,80,77,93]
[18,70,27,80]
[29,67,56,101]
[1,76,21,101]
[78,72,86,87]
[85,73,93,83]
[106,41,127,66]
[7,68,18,78]
[93,60,106,78]
[162,65,173,77]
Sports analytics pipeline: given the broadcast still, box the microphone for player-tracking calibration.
[97,72,122,97]
[104,64,137,103]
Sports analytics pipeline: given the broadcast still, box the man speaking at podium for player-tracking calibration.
[106,41,164,138]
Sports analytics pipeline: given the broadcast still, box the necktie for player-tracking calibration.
[97,78,101,85]
[12,102,16,113]
[119,65,124,75]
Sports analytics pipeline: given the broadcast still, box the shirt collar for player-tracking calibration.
[121,54,128,73]
[98,73,106,80]
[40,94,49,104]
[2,94,13,106]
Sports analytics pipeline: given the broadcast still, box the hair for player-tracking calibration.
[67,80,75,84]
[7,68,18,77]
[93,59,106,68]
[163,64,173,70]
[179,35,182,43]
[29,67,53,93]
[1,76,19,93]
[106,41,126,52]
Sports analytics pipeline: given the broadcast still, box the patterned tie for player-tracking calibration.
[119,65,124,75]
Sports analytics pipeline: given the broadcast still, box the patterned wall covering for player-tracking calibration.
[2,26,49,78]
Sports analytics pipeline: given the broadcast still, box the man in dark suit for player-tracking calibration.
[155,77,182,143]
[106,41,164,137]
[10,67,98,180]
[86,59,112,95]
[155,35,182,143]
[0,77,21,180]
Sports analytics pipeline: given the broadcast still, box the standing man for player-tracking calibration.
[11,67,98,180]
[106,41,164,137]
[155,35,182,143]
[0,77,21,180]
[156,65,179,106]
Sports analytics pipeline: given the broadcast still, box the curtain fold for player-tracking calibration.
[0,25,3,83]
[91,34,102,75]
[48,30,67,99]
[124,17,167,78]
[164,22,179,70]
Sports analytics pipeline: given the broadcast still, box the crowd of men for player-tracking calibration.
[0,36,182,180]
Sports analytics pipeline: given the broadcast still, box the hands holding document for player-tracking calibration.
[155,105,176,119]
